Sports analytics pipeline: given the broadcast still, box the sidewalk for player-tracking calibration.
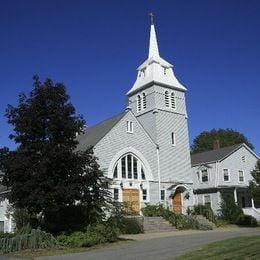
[119,226,257,241]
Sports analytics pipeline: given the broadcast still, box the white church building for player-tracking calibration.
[77,20,193,214]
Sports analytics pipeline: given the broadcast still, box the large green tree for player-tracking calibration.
[1,76,110,231]
[249,160,260,205]
[191,128,254,154]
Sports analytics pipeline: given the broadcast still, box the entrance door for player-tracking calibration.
[123,189,140,213]
[172,192,182,214]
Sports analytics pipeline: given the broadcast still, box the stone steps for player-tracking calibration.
[194,215,216,229]
[143,217,177,233]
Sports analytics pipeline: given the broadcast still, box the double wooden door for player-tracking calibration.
[172,192,182,214]
[123,189,140,213]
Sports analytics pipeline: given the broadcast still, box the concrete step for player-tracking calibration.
[143,217,177,233]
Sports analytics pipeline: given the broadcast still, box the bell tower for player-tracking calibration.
[127,15,192,184]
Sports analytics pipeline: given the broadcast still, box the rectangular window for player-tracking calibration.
[201,169,208,182]
[114,188,119,201]
[127,154,132,179]
[242,156,246,162]
[223,169,229,182]
[141,167,146,180]
[133,157,138,179]
[127,121,133,133]
[204,195,211,207]
[121,157,126,178]
[171,132,176,146]
[238,170,244,182]
[142,189,147,201]
[160,190,165,201]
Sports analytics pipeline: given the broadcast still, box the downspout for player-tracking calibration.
[156,144,161,202]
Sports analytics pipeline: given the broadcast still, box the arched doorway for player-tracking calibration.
[171,185,188,215]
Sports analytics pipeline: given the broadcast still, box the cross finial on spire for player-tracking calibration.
[149,12,154,25]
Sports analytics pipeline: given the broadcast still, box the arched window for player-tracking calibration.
[171,92,176,109]
[142,93,146,110]
[112,153,146,180]
[165,91,169,107]
[137,95,141,112]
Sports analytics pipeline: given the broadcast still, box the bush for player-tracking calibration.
[141,203,168,217]
[12,208,31,231]
[57,224,118,248]
[219,194,244,223]
[0,228,57,253]
[193,204,216,223]
[120,217,143,234]
[236,215,257,227]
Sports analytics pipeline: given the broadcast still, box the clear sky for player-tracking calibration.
[0,0,259,154]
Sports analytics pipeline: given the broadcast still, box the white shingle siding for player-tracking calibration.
[95,111,158,181]
[218,146,257,186]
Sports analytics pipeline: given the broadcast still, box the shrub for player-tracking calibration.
[193,204,216,223]
[120,217,143,234]
[0,228,57,253]
[57,224,118,248]
[219,194,244,223]
[141,203,168,217]
[236,215,257,227]
[12,208,31,231]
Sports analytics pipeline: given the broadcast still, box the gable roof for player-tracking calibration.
[76,112,125,151]
[191,144,243,165]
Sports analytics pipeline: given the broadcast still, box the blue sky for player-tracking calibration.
[0,0,259,154]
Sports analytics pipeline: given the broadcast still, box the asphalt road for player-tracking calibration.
[35,227,260,260]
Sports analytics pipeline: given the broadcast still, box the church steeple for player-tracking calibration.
[148,13,160,58]
[127,15,186,96]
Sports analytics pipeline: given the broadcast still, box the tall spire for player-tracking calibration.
[148,13,160,58]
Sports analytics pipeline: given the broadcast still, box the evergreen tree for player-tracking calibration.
[191,128,254,154]
[2,76,110,231]
[249,160,260,205]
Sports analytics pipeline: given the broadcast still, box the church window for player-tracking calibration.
[121,157,126,178]
[142,189,147,201]
[141,166,146,180]
[114,188,119,201]
[137,95,141,112]
[127,154,132,179]
[133,157,138,179]
[165,91,169,107]
[114,153,147,181]
[171,132,176,146]
[171,92,176,109]
[113,165,118,178]
[142,92,146,110]
[127,121,133,133]
[201,169,208,182]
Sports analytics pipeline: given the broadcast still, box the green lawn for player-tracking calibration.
[175,236,260,259]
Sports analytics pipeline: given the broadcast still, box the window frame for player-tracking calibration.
[223,168,230,182]
[201,169,209,183]
[171,132,176,146]
[126,121,133,133]
[113,188,119,201]
[160,189,166,201]
[238,170,245,183]
[203,195,211,207]
[142,189,147,201]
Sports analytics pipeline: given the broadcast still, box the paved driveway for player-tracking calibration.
[36,227,260,260]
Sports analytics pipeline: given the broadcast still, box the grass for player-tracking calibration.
[7,238,129,258]
[175,236,260,259]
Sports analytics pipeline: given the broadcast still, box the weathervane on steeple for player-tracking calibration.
[149,12,154,25]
